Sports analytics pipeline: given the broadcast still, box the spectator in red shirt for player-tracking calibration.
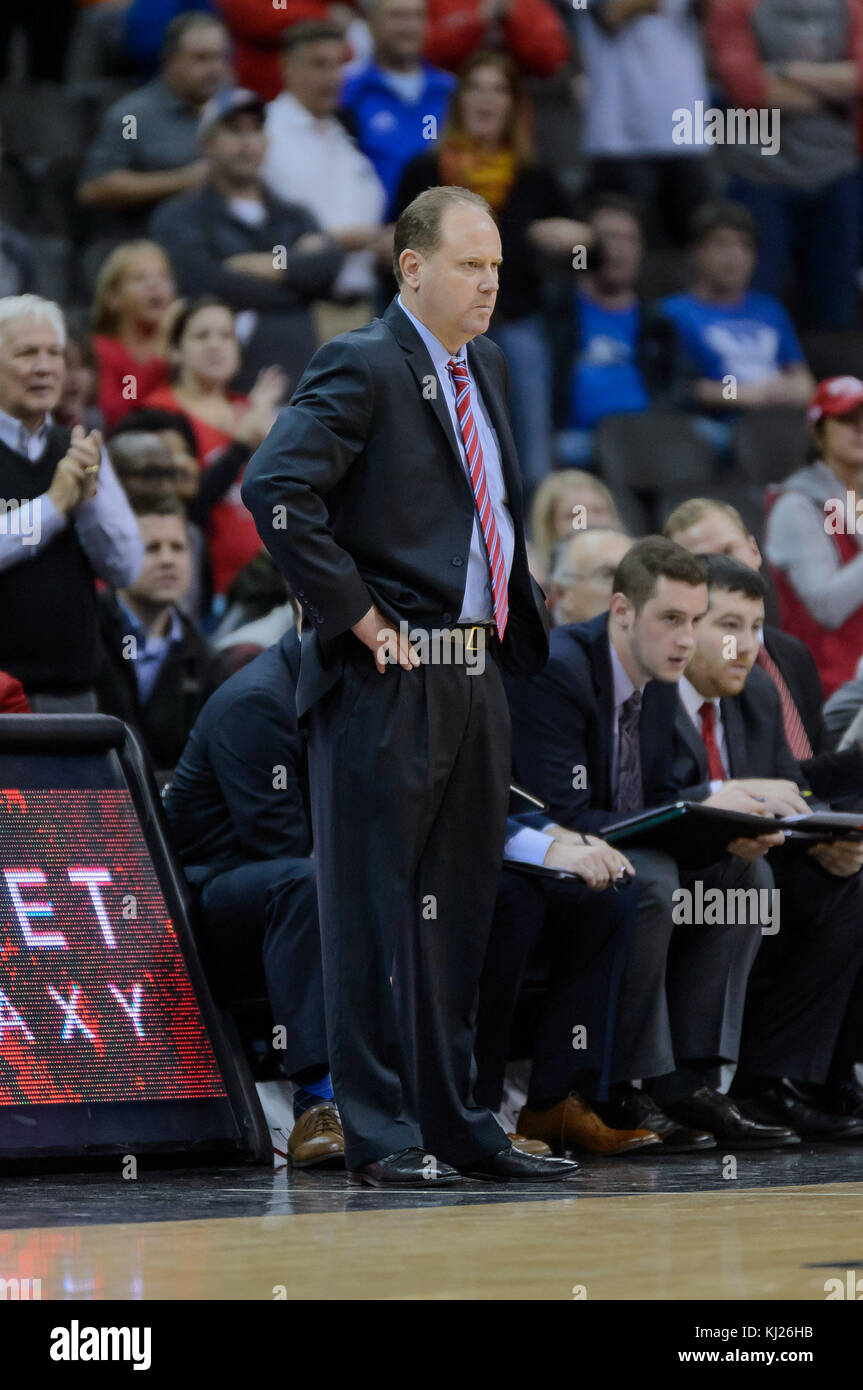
[424,0,569,76]
[92,241,176,432]
[0,670,31,713]
[215,0,357,100]
[143,295,285,595]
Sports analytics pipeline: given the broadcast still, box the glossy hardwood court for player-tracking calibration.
[2,1147,863,1300]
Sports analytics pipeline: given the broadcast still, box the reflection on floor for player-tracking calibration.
[2,1147,862,1299]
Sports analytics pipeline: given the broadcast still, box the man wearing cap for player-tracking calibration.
[765,376,863,697]
[149,88,343,392]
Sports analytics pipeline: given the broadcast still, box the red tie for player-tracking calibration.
[755,646,813,761]
[447,357,509,639]
[699,701,726,781]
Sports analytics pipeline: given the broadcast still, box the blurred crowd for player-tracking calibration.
[1,1,863,779]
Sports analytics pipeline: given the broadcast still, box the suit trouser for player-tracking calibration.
[611,850,768,1082]
[200,856,327,1080]
[735,857,863,1085]
[307,640,511,1169]
[474,868,638,1111]
[832,960,863,1076]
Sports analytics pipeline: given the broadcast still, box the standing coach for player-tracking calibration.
[242,186,576,1186]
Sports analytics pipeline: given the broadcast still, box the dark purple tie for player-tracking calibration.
[615,690,643,814]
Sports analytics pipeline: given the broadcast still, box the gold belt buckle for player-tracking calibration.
[464,625,482,652]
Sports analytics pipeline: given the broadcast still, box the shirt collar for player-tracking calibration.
[396,294,465,376]
[117,599,183,649]
[154,76,201,118]
[679,674,718,728]
[273,90,336,132]
[0,406,53,457]
[608,633,644,711]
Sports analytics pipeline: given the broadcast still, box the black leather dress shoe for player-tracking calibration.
[735,1080,863,1141]
[350,1146,463,1187]
[666,1085,799,1149]
[809,1078,863,1123]
[459,1145,579,1182]
[594,1085,716,1154]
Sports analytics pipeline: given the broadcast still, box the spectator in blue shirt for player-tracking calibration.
[549,193,680,468]
[659,201,814,454]
[340,0,455,216]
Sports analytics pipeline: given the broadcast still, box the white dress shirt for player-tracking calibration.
[396,296,515,624]
[678,674,729,787]
[0,408,143,585]
[262,91,386,300]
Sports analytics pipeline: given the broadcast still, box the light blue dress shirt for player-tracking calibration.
[0,408,143,585]
[116,598,185,705]
[396,296,515,624]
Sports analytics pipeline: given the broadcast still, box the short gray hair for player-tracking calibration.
[0,295,66,349]
[392,186,494,285]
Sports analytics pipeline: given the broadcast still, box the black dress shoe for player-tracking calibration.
[735,1080,863,1141]
[666,1085,799,1149]
[594,1085,716,1154]
[811,1078,863,1123]
[459,1145,579,1182]
[350,1146,463,1187]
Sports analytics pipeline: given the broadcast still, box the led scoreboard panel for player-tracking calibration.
[0,719,266,1164]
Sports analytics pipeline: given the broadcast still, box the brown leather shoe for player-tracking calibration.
[518,1093,661,1156]
[508,1131,552,1157]
[288,1103,345,1167]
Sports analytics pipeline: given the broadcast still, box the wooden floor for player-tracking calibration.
[3,1174,863,1300]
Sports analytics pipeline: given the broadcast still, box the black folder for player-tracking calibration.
[603,801,863,867]
[602,802,765,867]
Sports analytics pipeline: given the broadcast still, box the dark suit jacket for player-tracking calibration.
[164,628,311,886]
[95,591,214,776]
[507,612,681,834]
[150,182,342,392]
[241,297,549,718]
[672,664,813,799]
[763,625,863,803]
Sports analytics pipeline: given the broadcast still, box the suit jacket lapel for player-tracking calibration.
[676,699,709,782]
[382,299,472,493]
[588,619,614,805]
[721,697,747,778]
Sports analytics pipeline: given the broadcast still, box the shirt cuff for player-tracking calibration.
[504,826,552,867]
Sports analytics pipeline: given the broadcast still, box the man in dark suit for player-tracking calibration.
[508,536,799,1150]
[479,821,663,1156]
[164,625,344,1168]
[673,554,863,1138]
[664,497,863,804]
[241,186,574,1185]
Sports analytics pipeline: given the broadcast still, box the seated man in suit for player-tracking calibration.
[673,553,863,1139]
[164,622,343,1168]
[507,535,799,1150]
[665,497,863,805]
[479,818,663,1155]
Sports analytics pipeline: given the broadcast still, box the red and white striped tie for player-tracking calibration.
[446,357,508,639]
[755,646,813,761]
